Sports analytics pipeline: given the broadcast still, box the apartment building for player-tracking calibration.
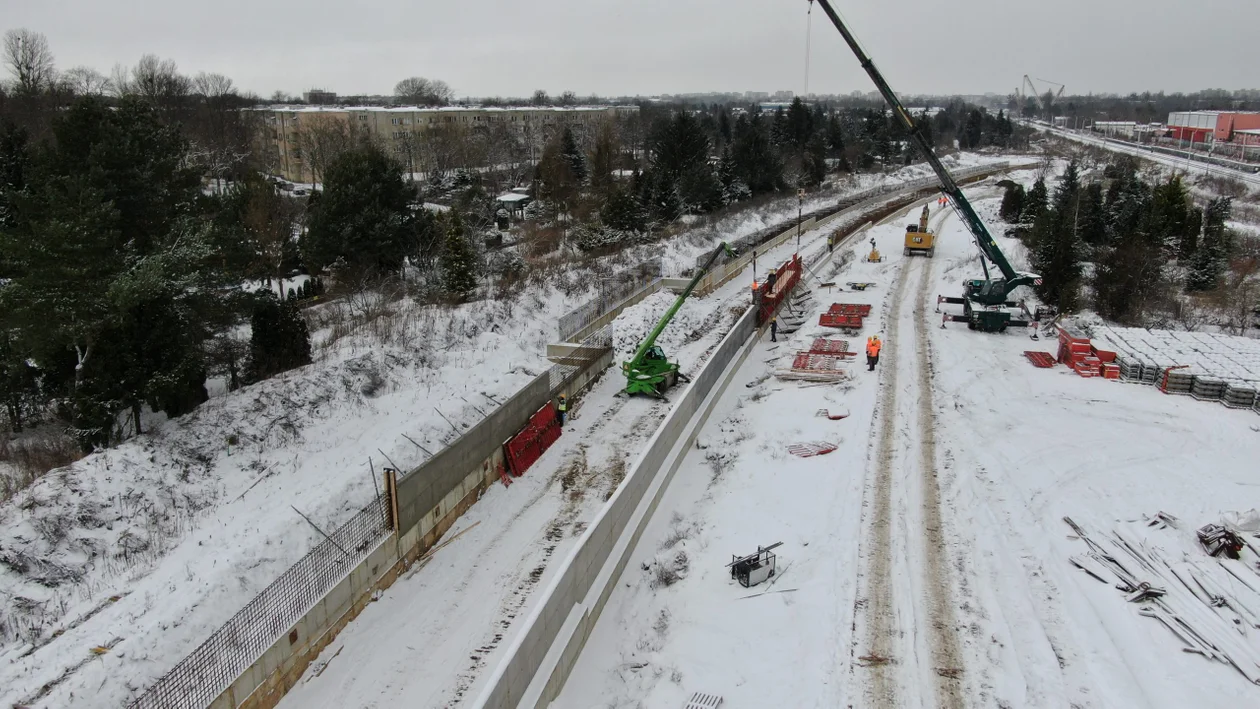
[259,104,638,183]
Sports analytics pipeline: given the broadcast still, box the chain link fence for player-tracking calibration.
[128,493,392,709]
[556,259,662,342]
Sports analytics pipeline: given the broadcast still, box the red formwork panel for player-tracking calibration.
[1024,351,1057,368]
[827,303,872,317]
[809,338,854,356]
[757,255,803,326]
[819,313,864,329]
[504,401,562,477]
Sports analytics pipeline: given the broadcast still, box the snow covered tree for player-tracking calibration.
[588,120,619,199]
[999,182,1025,223]
[304,142,418,275]
[730,113,782,196]
[600,186,647,233]
[559,126,587,185]
[1145,176,1192,257]
[1187,197,1233,292]
[1018,177,1048,234]
[441,211,479,300]
[1030,162,1083,311]
[1077,183,1108,247]
[245,293,311,383]
[801,133,829,188]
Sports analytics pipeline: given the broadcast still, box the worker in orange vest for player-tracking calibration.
[866,335,882,371]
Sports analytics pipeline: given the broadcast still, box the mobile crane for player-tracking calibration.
[623,242,738,397]
[810,0,1040,332]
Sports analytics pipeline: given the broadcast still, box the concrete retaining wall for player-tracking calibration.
[474,303,762,709]
[212,348,613,709]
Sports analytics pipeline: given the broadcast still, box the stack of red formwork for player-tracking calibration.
[1055,329,1116,379]
[1075,356,1102,378]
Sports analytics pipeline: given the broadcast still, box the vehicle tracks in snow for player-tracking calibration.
[850,242,964,708]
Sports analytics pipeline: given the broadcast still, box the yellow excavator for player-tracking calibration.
[904,204,935,257]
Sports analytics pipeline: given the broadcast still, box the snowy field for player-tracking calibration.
[0,156,1016,708]
[553,183,1260,709]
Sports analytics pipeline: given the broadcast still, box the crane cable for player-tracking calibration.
[803,1,814,97]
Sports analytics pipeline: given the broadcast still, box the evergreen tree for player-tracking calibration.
[784,98,813,153]
[1030,163,1083,311]
[0,330,40,433]
[304,142,418,275]
[1187,197,1233,292]
[1146,176,1192,257]
[730,114,783,196]
[1019,177,1048,233]
[245,293,312,383]
[1077,182,1108,246]
[440,211,479,300]
[961,109,984,149]
[588,121,618,198]
[999,183,1025,223]
[600,186,648,233]
[1180,207,1203,260]
[802,133,829,188]
[559,126,587,185]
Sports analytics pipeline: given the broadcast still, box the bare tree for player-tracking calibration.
[270,89,294,103]
[294,114,361,183]
[241,176,302,287]
[60,66,111,96]
[192,72,235,99]
[3,29,56,96]
[532,89,550,106]
[559,90,577,106]
[108,62,132,96]
[393,76,454,106]
[131,54,190,108]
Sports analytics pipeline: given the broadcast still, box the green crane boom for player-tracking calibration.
[810,0,1037,308]
[623,242,737,397]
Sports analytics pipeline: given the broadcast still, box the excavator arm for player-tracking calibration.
[810,0,1036,298]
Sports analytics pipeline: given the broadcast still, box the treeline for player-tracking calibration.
[544,99,1027,251]
[1016,88,1260,125]
[1002,157,1246,325]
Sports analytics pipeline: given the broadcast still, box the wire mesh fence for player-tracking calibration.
[548,325,613,392]
[556,259,662,342]
[128,493,392,709]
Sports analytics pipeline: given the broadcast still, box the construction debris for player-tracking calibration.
[684,692,724,709]
[1198,524,1246,559]
[1024,351,1056,369]
[815,409,850,420]
[1064,515,1260,684]
[727,542,781,588]
[786,441,838,457]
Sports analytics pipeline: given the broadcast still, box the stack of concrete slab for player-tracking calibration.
[1084,324,1260,414]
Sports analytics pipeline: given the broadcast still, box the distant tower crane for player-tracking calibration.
[1020,75,1066,119]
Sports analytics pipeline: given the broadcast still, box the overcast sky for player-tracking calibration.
[6,0,1258,100]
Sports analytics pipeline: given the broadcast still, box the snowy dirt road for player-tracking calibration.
[851,205,964,709]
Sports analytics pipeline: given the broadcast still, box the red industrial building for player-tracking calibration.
[1168,111,1260,144]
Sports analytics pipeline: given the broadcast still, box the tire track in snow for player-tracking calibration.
[910,254,966,708]
[851,241,914,708]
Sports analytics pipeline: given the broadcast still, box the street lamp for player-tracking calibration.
[796,187,805,254]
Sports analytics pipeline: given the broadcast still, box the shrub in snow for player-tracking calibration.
[246,293,312,383]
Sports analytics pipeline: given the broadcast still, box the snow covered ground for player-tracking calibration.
[0,154,1012,709]
[554,187,1260,709]
[271,190,860,709]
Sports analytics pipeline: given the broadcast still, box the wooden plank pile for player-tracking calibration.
[1064,514,1260,684]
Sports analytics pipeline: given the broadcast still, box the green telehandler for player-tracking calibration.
[623,242,738,398]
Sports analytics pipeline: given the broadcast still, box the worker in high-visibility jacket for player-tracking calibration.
[557,395,568,426]
[866,335,883,371]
